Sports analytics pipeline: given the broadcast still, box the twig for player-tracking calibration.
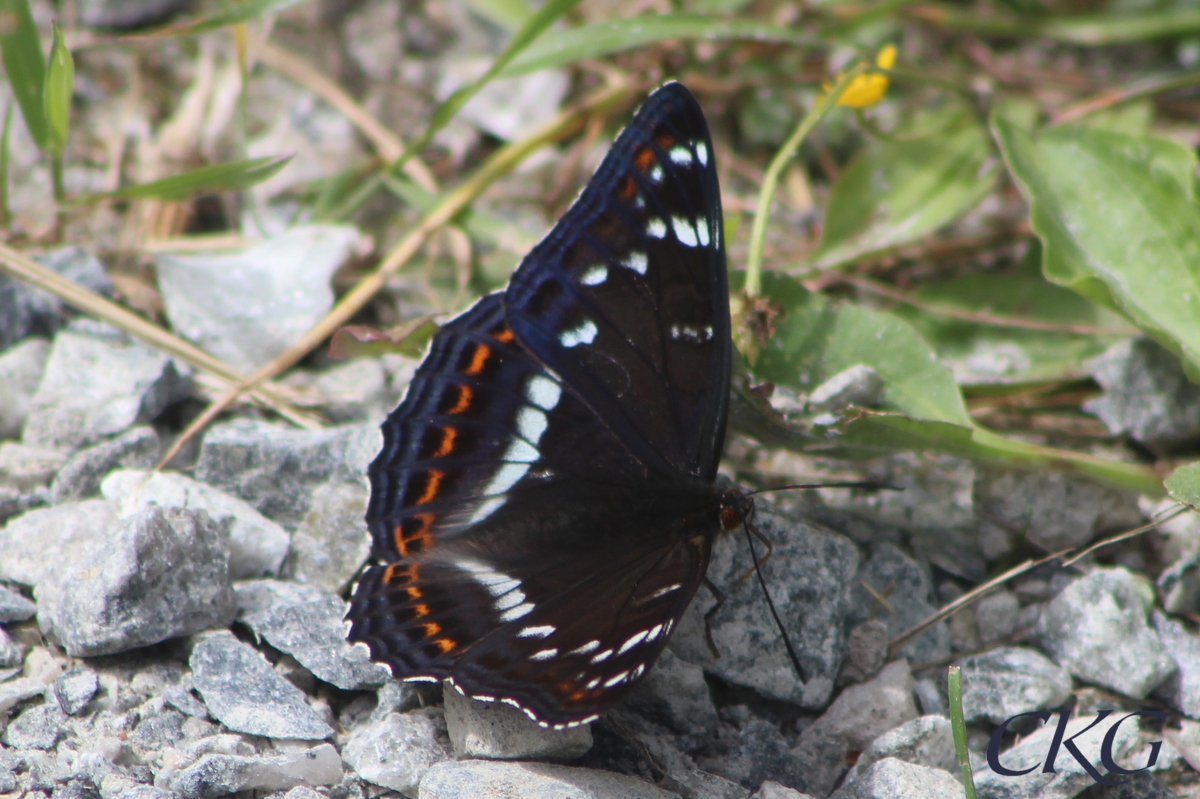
[1049,69,1200,126]
[0,241,320,429]
[155,80,634,470]
[253,39,439,194]
[840,274,1138,336]
[1062,504,1187,566]
[887,550,1067,658]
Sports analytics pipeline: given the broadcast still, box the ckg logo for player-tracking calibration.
[987,708,1165,787]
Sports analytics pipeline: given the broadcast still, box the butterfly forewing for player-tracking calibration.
[505,82,729,481]
[348,82,733,726]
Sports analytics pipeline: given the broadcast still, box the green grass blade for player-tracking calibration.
[67,155,292,205]
[463,0,534,32]
[500,14,821,78]
[0,102,12,227]
[0,0,47,150]
[43,22,72,157]
[140,0,313,36]
[948,666,978,799]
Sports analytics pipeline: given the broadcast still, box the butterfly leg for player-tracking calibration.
[701,576,725,659]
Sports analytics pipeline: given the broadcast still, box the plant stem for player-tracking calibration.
[744,63,866,298]
[51,155,64,203]
[948,665,978,799]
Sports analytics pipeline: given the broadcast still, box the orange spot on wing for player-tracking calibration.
[413,603,430,618]
[405,585,423,600]
[492,326,515,344]
[448,385,473,414]
[433,427,457,458]
[384,563,418,585]
[415,471,444,505]
[422,622,442,638]
[394,512,435,555]
[463,344,491,376]
[656,133,676,149]
[434,638,456,654]
[620,177,637,199]
[634,147,656,172]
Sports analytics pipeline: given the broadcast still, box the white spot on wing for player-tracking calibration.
[603,670,629,688]
[560,319,598,348]
[518,625,555,638]
[649,165,663,183]
[503,438,539,463]
[644,623,665,642]
[581,264,607,286]
[568,640,601,656]
[630,664,645,679]
[672,216,699,247]
[500,602,535,622]
[530,648,558,661]
[697,220,711,246]
[647,218,667,239]
[669,146,693,165]
[622,252,648,274]
[590,649,613,664]
[454,559,522,597]
[696,141,709,166]
[618,630,650,654]
[647,583,683,601]
[469,496,506,524]
[526,374,561,411]
[481,462,530,496]
[585,678,600,689]
[516,406,548,443]
[495,589,527,611]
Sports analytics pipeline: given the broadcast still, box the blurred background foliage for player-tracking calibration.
[2,0,1200,499]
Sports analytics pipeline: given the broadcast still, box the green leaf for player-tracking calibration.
[1166,462,1200,510]
[0,0,47,150]
[992,116,1200,376]
[147,0,313,35]
[896,251,1132,386]
[463,0,533,32]
[499,14,819,78]
[67,155,292,205]
[810,107,998,271]
[748,271,972,426]
[386,0,579,177]
[329,320,440,360]
[42,22,72,156]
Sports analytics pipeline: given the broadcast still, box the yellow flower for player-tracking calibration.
[834,44,896,109]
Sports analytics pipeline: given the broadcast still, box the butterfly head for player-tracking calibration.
[718,488,754,531]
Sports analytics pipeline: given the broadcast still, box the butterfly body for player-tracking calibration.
[347,82,741,728]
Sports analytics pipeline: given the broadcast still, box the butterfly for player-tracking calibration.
[346,81,750,729]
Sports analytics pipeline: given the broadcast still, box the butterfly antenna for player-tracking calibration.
[743,516,807,685]
[744,480,901,496]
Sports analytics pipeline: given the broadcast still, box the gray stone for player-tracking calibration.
[235,579,390,690]
[167,744,341,799]
[702,719,808,793]
[102,469,289,579]
[974,467,1142,555]
[829,758,961,799]
[2,701,66,749]
[798,660,918,753]
[841,716,956,787]
[0,583,35,621]
[22,320,191,453]
[0,675,51,712]
[131,710,186,753]
[79,0,192,28]
[957,647,1072,725]
[50,427,159,503]
[975,588,1020,643]
[0,247,113,352]
[1075,771,1178,799]
[284,480,371,593]
[418,759,679,799]
[190,632,333,740]
[0,483,49,525]
[0,442,68,490]
[370,679,424,721]
[165,684,209,718]
[53,667,99,714]
[808,365,885,412]
[156,225,362,374]
[283,359,391,423]
[0,626,19,668]
[1085,336,1200,451]
[625,647,719,737]
[972,712,1140,799]
[751,784,814,799]
[838,620,888,686]
[442,683,592,761]
[99,774,176,799]
[194,419,378,528]
[846,543,949,665]
[1152,611,1200,719]
[341,710,453,794]
[671,511,859,708]
[913,678,946,717]
[1157,550,1200,615]
[1033,568,1176,699]
[0,499,115,585]
[36,506,236,657]
[0,338,51,439]
[626,725,749,799]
